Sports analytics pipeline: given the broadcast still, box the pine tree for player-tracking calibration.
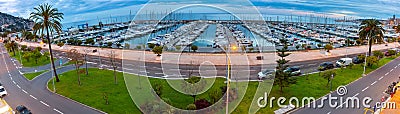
[275,38,297,93]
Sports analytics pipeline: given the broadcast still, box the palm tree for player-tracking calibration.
[30,3,64,82]
[358,19,384,56]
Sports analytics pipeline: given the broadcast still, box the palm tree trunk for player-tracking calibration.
[368,38,373,56]
[47,26,60,82]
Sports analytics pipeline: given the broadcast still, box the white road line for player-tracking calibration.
[30,95,37,100]
[395,66,398,69]
[385,72,389,76]
[22,89,28,94]
[327,112,331,114]
[12,81,16,84]
[379,76,384,80]
[154,73,164,75]
[40,101,50,107]
[390,69,394,72]
[362,86,369,92]
[53,108,63,114]
[16,85,21,89]
[371,81,377,86]
[353,93,359,97]
[308,63,317,66]
[9,76,12,80]
[8,73,11,76]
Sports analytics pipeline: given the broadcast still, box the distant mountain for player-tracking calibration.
[0,12,33,32]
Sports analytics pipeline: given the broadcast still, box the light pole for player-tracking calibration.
[363,36,369,76]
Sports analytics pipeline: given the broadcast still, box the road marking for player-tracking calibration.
[371,81,377,86]
[353,93,359,97]
[9,76,12,80]
[30,95,37,100]
[379,76,384,80]
[40,101,50,107]
[16,85,21,89]
[385,72,389,76]
[308,63,317,66]
[395,66,398,69]
[390,69,394,72]
[8,73,11,76]
[362,86,369,92]
[53,108,63,114]
[12,81,16,84]
[22,89,28,94]
[155,73,164,75]
[327,112,331,114]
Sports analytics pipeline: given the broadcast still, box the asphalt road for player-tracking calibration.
[294,56,400,114]
[0,43,102,114]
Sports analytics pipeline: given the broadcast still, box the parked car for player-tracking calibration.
[15,105,32,114]
[352,56,363,64]
[0,86,7,98]
[336,58,353,67]
[284,66,301,76]
[258,69,274,80]
[319,62,335,71]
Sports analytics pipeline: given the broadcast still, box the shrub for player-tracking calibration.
[191,45,198,52]
[366,56,378,67]
[388,50,397,56]
[357,54,366,62]
[194,99,211,109]
[324,44,333,52]
[152,46,163,56]
[373,50,384,59]
[186,104,196,110]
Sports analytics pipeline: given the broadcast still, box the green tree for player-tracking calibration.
[44,51,50,60]
[191,45,198,52]
[275,38,296,93]
[358,54,366,62]
[21,45,28,51]
[107,42,112,47]
[32,50,42,64]
[358,19,384,56]
[388,50,397,56]
[30,3,64,82]
[152,46,163,56]
[295,44,300,50]
[321,70,336,87]
[57,42,64,47]
[148,43,155,49]
[366,56,378,67]
[324,44,333,52]
[22,52,32,62]
[372,50,384,59]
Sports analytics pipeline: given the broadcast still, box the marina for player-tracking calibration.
[52,14,400,53]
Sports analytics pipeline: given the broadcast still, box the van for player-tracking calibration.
[336,58,353,67]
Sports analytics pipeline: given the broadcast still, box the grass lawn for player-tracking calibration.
[232,55,400,114]
[47,55,399,114]
[9,50,55,67]
[48,68,139,114]
[23,70,48,80]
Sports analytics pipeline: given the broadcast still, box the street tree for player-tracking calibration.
[108,50,118,84]
[321,70,336,87]
[30,3,63,82]
[152,46,163,56]
[68,49,84,86]
[275,38,296,93]
[359,19,384,56]
[324,44,333,52]
[191,45,198,52]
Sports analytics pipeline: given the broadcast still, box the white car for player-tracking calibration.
[0,86,7,98]
[258,69,275,80]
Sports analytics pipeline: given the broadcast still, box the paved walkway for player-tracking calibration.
[380,83,400,114]
[20,41,400,65]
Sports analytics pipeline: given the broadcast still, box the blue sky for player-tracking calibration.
[0,0,399,24]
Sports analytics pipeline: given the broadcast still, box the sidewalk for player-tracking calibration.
[19,41,399,65]
[380,84,400,114]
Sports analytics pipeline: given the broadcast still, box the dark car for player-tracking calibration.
[16,105,32,114]
[284,66,301,76]
[318,62,335,71]
[352,57,363,64]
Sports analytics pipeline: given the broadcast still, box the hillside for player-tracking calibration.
[0,12,33,32]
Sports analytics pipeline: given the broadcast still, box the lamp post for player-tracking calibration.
[363,36,370,76]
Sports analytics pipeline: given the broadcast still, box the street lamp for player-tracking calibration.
[225,44,237,114]
[363,36,370,76]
